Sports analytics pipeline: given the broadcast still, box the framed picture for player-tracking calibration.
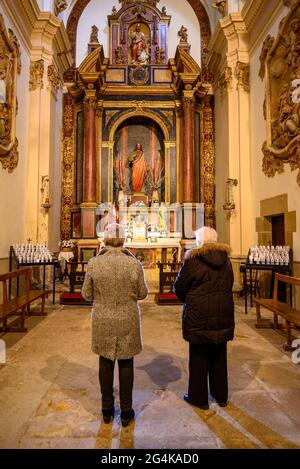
[71,211,82,239]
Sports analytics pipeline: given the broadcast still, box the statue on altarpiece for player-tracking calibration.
[127,143,149,192]
[130,24,149,65]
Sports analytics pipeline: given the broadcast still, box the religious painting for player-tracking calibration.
[113,117,165,204]
[262,2,300,186]
[129,23,150,65]
[71,211,82,239]
[0,14,21,173]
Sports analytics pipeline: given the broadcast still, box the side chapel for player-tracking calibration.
[61,0,215,263]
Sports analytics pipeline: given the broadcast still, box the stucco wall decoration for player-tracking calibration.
[261,0,300,186]
[0,14,21,173]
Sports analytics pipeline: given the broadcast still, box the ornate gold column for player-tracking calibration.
[181,89,195,203]
[201,94,216,228]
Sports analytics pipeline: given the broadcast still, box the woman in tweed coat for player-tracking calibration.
[82,223,148,426]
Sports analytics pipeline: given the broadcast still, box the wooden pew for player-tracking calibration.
[0,268,48,332]
[255,273,300,351]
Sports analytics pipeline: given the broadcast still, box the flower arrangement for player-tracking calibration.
[59,240,76,251]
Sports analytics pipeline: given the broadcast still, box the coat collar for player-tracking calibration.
[185,242,231,260]
[98,246,136,259]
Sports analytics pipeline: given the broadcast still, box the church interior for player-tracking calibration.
[0,0,300,450]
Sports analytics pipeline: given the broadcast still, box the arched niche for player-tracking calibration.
[113,115,166,203]
[66,0,211,67]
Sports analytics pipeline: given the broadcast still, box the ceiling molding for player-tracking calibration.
[1,0,72,72]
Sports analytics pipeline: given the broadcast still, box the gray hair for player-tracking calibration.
[103,223,126,247]
[195,226,218,247]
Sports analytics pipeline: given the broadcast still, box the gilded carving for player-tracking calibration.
[29,59,44,91]
[155,46,165,64]
[0,138,18,173]
[235,61,250,92]
[61,93,75,240]
[262,3,300,186]
[48,65,61,94]
[212,1,227,18]
[161,110,174,127]
[218,66,232,99]
[55,0,68,16]
[105,110,118,126]
[89,25,99,43]
[115,46,125,64]
[178,26,188,44]
[200,95,216,228]
[259,35,275,80]
[0,14,21,173]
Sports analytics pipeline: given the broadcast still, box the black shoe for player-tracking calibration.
[217,401,228,407]
[121,409,135,427]
[102,408,114,424]
[183,393,209,410]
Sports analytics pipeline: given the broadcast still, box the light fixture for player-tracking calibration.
[41,175,51,210]
[223,178,238,217]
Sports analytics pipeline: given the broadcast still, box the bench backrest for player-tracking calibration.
[0,268,30,304]
[273,273,300,302]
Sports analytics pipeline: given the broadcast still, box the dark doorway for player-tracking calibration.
[271,214,285,246]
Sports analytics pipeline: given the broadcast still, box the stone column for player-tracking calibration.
[181,90,195,203]
[83,95,97,203]
[80,94,98,239]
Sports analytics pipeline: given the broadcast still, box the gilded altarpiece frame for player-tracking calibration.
[261,0,300,187]
[0,14,21,173]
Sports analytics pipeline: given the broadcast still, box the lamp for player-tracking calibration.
[41,175,51,210]
[223,178,238,217]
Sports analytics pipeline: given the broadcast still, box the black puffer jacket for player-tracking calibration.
[174,243,235,344]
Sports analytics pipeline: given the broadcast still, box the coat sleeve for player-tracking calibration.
[173,259,195,303]
[81,259,94,301]
[137,261,148,300]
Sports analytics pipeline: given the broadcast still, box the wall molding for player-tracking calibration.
[1,0,72,73]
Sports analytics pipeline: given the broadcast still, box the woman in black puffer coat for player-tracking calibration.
[174,227,234,410]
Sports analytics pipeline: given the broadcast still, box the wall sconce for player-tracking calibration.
[41,175,51,210]
[223,178,238,217]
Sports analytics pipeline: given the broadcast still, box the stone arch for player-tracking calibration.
[109,109,170,143]
[66,0,211,66]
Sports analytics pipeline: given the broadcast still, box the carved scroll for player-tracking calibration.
[262,1,300,186]
[0,14,21,173]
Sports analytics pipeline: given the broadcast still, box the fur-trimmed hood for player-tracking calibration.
[185,242,231,269]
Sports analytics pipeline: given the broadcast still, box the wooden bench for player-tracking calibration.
[255,273,300,351]
[0,268,48,332]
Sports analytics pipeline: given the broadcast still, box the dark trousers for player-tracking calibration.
[99,356,134,412]
[188,342,228,406]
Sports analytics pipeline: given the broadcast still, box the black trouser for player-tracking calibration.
[188,342,228,406]
[99,356,134,412]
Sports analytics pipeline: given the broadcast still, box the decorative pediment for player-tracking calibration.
[261,1,300,186]
[170,47,202,90]
[0,14,21,173]
[78,46,108,90]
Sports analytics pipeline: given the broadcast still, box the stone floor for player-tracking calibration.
[0,297,300,449]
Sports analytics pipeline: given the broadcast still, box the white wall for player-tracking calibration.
[214,91,230,244]
[0,5,30,259]
[76,0,201,66]
[249,5,300,261]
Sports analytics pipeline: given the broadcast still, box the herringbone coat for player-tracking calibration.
[82,246,148,360]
